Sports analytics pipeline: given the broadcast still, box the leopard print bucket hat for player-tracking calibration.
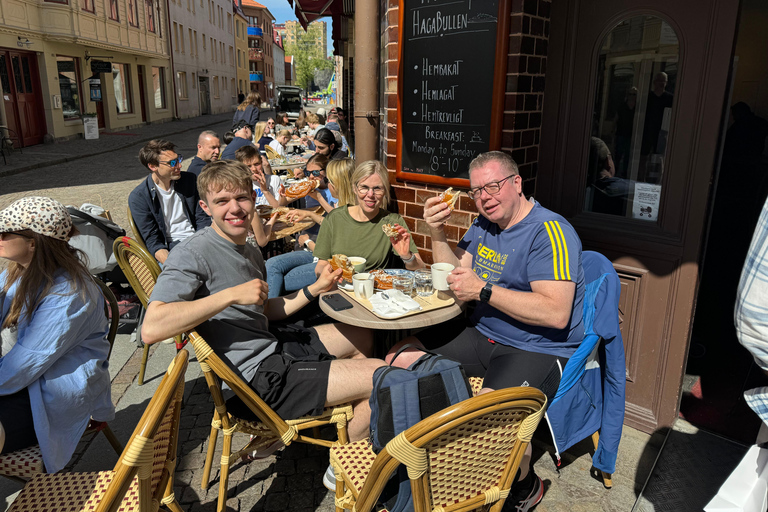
[0,196,73,241]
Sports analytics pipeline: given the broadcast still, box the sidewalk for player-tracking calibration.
[0,108,276,178]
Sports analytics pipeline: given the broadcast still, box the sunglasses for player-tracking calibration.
[0,231,32,241]
[159,155,183,167]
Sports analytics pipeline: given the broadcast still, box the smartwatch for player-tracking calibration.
[479,282,493,303]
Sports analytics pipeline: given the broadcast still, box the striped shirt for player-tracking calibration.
[735,197,768,424]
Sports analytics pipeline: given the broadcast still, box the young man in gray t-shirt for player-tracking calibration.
[142,160,384,449]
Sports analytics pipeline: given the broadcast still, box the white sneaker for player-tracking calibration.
[322,464,336,491]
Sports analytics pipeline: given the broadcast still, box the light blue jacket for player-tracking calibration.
[0,270,114,473]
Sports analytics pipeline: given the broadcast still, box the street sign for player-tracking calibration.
[90,60,112,74]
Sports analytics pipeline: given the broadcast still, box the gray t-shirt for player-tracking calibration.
[149,227,278,388]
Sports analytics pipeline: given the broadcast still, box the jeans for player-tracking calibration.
[266,250,317,298]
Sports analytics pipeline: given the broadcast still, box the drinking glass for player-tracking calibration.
[393,275,414,296]
[414,269,433,297]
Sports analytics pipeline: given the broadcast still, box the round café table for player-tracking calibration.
[318,290,463,330]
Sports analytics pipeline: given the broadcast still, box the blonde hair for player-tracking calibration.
[351,160,390,209]
[327,158,356,206]
[237,91,261,111]
[277,129,292,138]
[253,121,269,138]
[197,160,253,202]
[306,113,320,125]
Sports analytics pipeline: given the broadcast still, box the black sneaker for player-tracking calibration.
[502,469,543,512]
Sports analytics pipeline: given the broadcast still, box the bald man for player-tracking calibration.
[187,130,221,177]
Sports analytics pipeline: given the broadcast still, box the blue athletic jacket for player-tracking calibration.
[545,251,626,474]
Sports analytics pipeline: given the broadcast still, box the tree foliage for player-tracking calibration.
[284,22,333,91]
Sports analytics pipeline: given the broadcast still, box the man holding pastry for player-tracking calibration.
[390,150,585,510]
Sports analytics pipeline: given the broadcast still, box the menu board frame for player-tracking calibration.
[396,0,511,187]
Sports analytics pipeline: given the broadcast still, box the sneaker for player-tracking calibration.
[322,464,336,491]
[502,469,543,512]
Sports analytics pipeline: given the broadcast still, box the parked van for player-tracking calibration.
[276,86,303,120]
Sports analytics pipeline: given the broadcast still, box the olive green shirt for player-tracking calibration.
[313,206,418,270]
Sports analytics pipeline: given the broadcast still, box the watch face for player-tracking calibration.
[480,283,492,302]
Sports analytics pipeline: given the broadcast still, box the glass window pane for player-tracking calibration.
[57,56,81,119]
[584,15,679,222]
[152,66,166,109]
[21,57,33,93]
[112,63,132,113]
[0,56,10,94]
[12,56,23,93]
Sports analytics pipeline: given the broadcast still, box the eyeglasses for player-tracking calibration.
[0,231,32,241]
[467,175,515,200]
[357,185,386,196]
[159,155,183,167]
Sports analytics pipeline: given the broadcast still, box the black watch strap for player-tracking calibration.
[479,283,493,303]
[302,286,315,301]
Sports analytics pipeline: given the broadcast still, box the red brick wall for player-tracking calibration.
[382,0,551,265]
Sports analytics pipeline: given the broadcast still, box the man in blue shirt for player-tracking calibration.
[392,151,585,511]
[220,120,255,161]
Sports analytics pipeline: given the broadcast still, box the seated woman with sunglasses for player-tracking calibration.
[314,160,426,276]
[0,197,113,473]
[266,157,355,298]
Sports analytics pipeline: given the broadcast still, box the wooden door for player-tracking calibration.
[538,0,740,432]
[4,51,46,146]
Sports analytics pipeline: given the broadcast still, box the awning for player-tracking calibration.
[285,0,353,53]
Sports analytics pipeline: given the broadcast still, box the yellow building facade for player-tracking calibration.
[0,0,172,145]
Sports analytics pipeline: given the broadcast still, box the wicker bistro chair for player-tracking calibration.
[112,236,185,386]
[186,330,355,512]
[0,278,123,483]
[126,206,147,249]
[8,350,189,512]
[264,144,281,160]
[329,387,547,512]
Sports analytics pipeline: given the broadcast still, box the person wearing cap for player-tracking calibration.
[129,139,212,264]
[0,196,114,473]
[220,120,255,161]
[187,130,221,177]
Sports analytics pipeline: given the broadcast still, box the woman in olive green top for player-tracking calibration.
[313,160,426,274]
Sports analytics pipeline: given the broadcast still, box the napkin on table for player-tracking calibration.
[368,290,422,317]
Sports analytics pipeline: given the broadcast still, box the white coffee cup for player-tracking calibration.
[348,256,367,273]
[431,263,455,291]
[353,272,374,299]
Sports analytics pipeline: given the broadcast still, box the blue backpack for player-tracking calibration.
[369,345,472,512]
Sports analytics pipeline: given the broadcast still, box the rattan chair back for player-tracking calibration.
[126,206,146,249]
[187,330,292,438]
[333,387,547,512]
[264,144,280,160]
[112,236,161,308]
[8,350,189,512]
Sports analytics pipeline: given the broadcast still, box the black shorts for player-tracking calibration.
[0,389,38,454]
[226,323,335,421]
[414,317,568,401]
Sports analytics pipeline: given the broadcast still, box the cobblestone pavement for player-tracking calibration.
[0,108,657,511]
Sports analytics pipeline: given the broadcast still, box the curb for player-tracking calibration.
[0,111,270,179]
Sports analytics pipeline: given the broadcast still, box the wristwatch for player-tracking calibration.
[479,282,493,303]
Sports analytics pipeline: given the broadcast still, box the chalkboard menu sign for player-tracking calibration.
[396,0,509,186]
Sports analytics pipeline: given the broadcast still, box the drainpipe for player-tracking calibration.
[166,0,180,119]
[353,0,379,162]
